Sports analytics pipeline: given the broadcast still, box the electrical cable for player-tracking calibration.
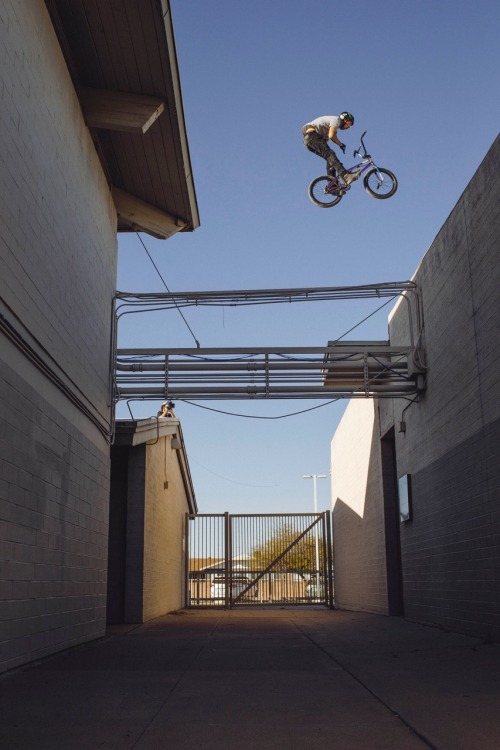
[177,398,342,420]
[115,273,423,414]
[0,307,111,440]
[175,354,409,420]
[175,356,409,421]
[329,296,395,342]
[135,232,201,348]
[118,300,413,419]
[186,454,279,487]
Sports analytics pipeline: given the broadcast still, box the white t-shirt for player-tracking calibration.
[302,115,341,137]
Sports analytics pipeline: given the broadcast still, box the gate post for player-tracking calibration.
[224,512,231,609]
[325,511,334,609]
[184,513,190,607]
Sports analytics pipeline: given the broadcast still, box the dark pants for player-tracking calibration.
[303,131,345,176]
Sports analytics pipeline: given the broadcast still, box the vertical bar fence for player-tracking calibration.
[186,512,334,608]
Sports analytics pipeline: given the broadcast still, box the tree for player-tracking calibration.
[250,522,322,573]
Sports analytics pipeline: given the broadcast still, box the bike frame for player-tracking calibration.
[328,131,385,189]
[344,156,375,178]
[308,130,396,207]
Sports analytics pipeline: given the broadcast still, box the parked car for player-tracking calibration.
[210,574,257,600]
[304,575,325,600]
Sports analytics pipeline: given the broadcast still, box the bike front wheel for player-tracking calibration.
[308,176,344,207]
[363,168,398,199]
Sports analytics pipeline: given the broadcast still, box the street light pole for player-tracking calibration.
[303,474,326,586]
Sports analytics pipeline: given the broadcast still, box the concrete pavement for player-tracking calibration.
[1,608,499,749]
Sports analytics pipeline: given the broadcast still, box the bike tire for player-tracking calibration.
[363,168,398,199]
[308,176,343,207]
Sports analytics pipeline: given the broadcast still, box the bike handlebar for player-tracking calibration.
[354,130,369,158]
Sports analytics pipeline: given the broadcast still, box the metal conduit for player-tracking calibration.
[114,346,421,401]
[116,386,417,398]
[116,352,411,371]
[114,281,419,307]
[113,284,426,403]
[115,361,408,374]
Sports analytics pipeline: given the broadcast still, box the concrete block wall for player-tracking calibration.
[0,359,110,672]
[123,447,147,623]
[0,1,117,671]
[0,0,117,412]
[331,135,500,640]
[384,135,500,640]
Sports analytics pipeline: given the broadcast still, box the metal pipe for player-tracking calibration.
[116,343,404,356]
[115,358,408,372]
[115,383,417,397]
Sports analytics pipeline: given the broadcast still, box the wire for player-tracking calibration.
[135,232,201,348]
[117,293,409,420]
[186,454,279,487]
[330,295,395,342]
[178,398,342,420]
[0,309,111,440]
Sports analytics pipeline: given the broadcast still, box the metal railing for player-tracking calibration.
[112,282,425,404]
[115,342,423,401]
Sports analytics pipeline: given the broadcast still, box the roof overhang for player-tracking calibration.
[45,0,200,239]
[114,418,197,513]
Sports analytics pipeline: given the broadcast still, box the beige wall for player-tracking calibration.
[108,419,196,624]
[142,436,190,619]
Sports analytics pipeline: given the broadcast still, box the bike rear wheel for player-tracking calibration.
[363,168,398,199]
[308,176,343,207]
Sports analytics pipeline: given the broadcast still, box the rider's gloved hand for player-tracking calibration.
[340,143,346,154]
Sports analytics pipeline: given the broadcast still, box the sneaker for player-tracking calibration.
[342,171,361,185]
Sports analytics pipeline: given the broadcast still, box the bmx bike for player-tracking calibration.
[308,130,398,207]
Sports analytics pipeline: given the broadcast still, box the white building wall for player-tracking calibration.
[331,400,390,614]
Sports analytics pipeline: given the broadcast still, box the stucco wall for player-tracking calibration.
[0,1,117,671]
[331,400,390,614]
[331,135,500,640]
[142,436,189,619]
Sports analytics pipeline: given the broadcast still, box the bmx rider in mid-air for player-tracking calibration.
[302,112,359,184]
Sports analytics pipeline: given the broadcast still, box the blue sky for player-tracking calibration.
[116,0,500,514]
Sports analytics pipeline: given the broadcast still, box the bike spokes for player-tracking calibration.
[308,176,344,207]
[308,133,397,206]
[363,167,398,199]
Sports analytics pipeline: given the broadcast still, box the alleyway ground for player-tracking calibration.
[1,608,499,749]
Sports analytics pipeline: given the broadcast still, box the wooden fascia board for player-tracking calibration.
[112,186,187,239]
[80,88,165,134]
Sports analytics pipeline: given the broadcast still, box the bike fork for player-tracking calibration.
[372,166,384,185]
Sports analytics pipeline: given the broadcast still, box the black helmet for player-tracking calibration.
[340,111,355,124]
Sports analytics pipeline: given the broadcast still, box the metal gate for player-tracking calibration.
[185,513,334,608]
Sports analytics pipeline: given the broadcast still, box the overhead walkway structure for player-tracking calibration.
[112,282,426,404]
